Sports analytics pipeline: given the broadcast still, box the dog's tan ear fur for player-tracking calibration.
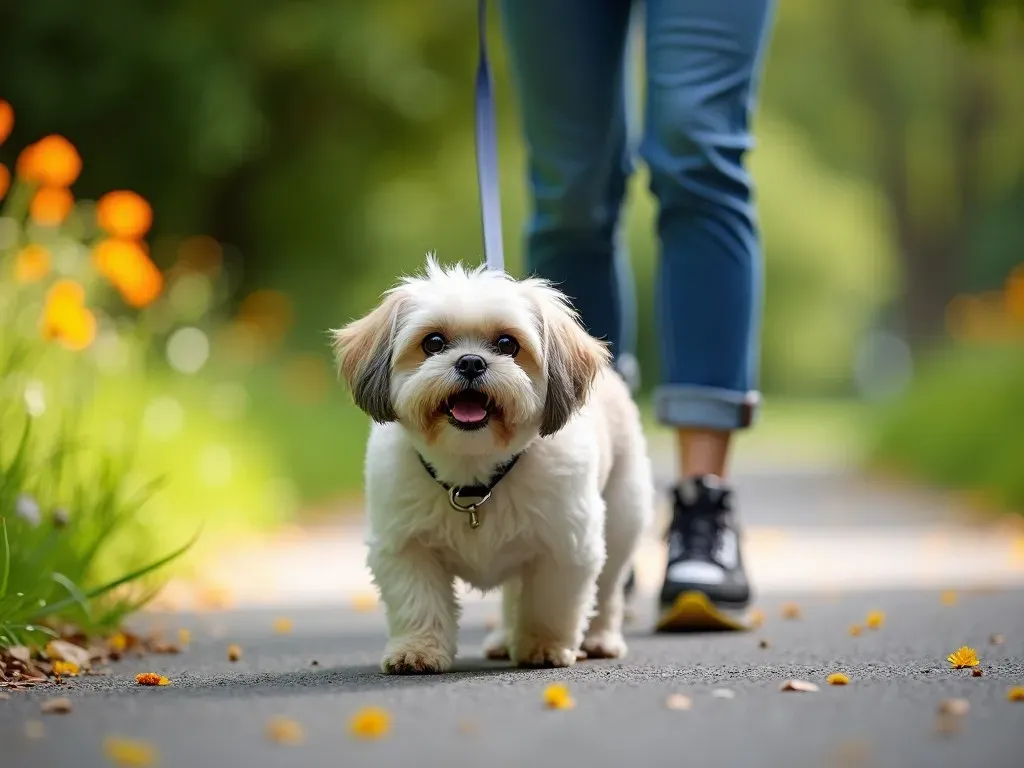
[331,291,405,424]
[535,285,611,437]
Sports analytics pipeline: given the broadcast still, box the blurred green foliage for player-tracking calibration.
[907,0,1024,36]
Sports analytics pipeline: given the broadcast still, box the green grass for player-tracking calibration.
[870,343,1024,514]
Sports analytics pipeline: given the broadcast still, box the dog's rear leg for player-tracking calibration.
[482,578,519,660]
[583,453,652,659]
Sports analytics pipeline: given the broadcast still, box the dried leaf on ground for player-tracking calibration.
[266,716,305,745]
[989,633,1005,645]
[41,697,72,714]
[757,638,771,649]
[665,694,692,710]
[827,673,850,686]
[543,683,574,710]
[972,667,984,677]
[938,698,970,716]
[947,646,979,669]
[46,640,90,669]
[104,736,157,767]
[8,646,31,663]
[134,673,170,687]
[781,680,819,693]
[349,706,391,739]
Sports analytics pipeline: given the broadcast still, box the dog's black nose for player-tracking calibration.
[454,354,487,379]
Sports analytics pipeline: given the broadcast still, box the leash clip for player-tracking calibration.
[448,486,490,529]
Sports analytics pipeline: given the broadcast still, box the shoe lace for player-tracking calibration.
[667,487,730,565]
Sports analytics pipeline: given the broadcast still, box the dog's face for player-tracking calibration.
[332,258,609,455]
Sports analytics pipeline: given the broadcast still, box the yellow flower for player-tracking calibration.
[52,661,79,677]
[826,673,850,686]
[865,610,885,630]
[1008,687,1024,702]
[0,163,9,201]
[97,190,153,239]
[227,643,242,662]
[781,602,801,620]
[110,632,128,652]
[178,628,191,646]
[947,646,980,669]
[848,624,863,637]
[14,244,51,283]
[103,737,157,767]
[92,238,164,308]
[265,716,305,745]
[134,673,170,686]
[349,706,391,740]
[17,135,81,187]
[0,100,12,145]
[40,279,96,351]
[29,186,74,226]
[941,590,958,606]
[543,683,575,710]
[272,617,293,635]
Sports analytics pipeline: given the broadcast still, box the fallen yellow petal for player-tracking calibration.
[848,624,863,637]
[178,629,191,646]
[543,683,575,710]
[781,602,801,620]
[826,673,850,686]
[104,737,157,767]
[110,632,128,652]
[135,673,170,687]
[52,661,79,677]
[748,608,765,628]
[349,706,391,740]
[865,610,885,630]
[947,645,980,669]
[1008,687,1024,702]
[227,644,242,662]
[272,617,293,635]
[266,716,305,745]
[941,590,958,606]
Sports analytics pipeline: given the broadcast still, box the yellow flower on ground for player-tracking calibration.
[17,135,81,187]
[348,706,391,740]
[227,643,242,662]
[14,244,51,283]
[941,590,958,606]
[848,624,863,637]
[0,163,9,201]
[266,716,305,745]
[110,632,128,652]
[272,617,293,635]
[865,610,885,630]
[781,602,801,620]
[40,279,96,351]
[1008,687,1024,702]
[0,100,13,145]
[103,737,157,767]
[97,190,153,239]
[826,673,850,686]
[543,683,575,710]
[92,238,164,308]
[29,186,74,226]
[134,673,170,686]
[947,646,980,669]
[52,661,79,677]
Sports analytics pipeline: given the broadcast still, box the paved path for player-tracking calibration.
[3,592,1024,767]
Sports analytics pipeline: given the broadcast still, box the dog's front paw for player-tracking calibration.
[482,629,510,661]
[511,637,577,668]
[381,637,452,675]
[581,630,628,660]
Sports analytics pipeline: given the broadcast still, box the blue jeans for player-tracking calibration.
[500,0,775,430]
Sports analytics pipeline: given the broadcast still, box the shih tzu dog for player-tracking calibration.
[332,256,653,674]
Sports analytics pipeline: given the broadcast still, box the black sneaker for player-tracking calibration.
[656,475,752,632]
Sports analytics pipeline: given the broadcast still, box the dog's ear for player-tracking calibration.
[535,287,611,437]
[331,291,406,424]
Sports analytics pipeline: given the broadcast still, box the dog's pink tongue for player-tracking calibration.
[451,401,488,423]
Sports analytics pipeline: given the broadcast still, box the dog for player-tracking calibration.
[332,256,653,673]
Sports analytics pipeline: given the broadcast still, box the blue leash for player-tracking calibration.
[475,0,505,272]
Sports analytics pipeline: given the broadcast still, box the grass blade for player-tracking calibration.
[0,518,9,599]
[51,572,94,624]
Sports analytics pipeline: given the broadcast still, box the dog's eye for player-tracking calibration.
[422,333,447,355]
[495,334,520,357]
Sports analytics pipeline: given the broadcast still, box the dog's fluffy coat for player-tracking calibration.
[333,257,653,673]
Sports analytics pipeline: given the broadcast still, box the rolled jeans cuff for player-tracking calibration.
[654,385,762,431]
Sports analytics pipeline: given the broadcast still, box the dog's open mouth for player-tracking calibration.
[443,390,494,431]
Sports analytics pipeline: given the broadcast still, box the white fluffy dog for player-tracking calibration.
[332,257,653,674]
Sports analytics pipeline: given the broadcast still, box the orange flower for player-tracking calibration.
[17,135,81,187]
[40,279,96,351]
[0,100,12,145]
[97,190,153,239]
[92,238,163,308]
[29,186,74,226]
[14,245,51,283]
[0,163,10,201]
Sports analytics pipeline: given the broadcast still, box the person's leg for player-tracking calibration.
[640,0,776,628]
[499,0,638,382]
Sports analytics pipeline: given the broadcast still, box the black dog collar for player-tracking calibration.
[417,453,522,529]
